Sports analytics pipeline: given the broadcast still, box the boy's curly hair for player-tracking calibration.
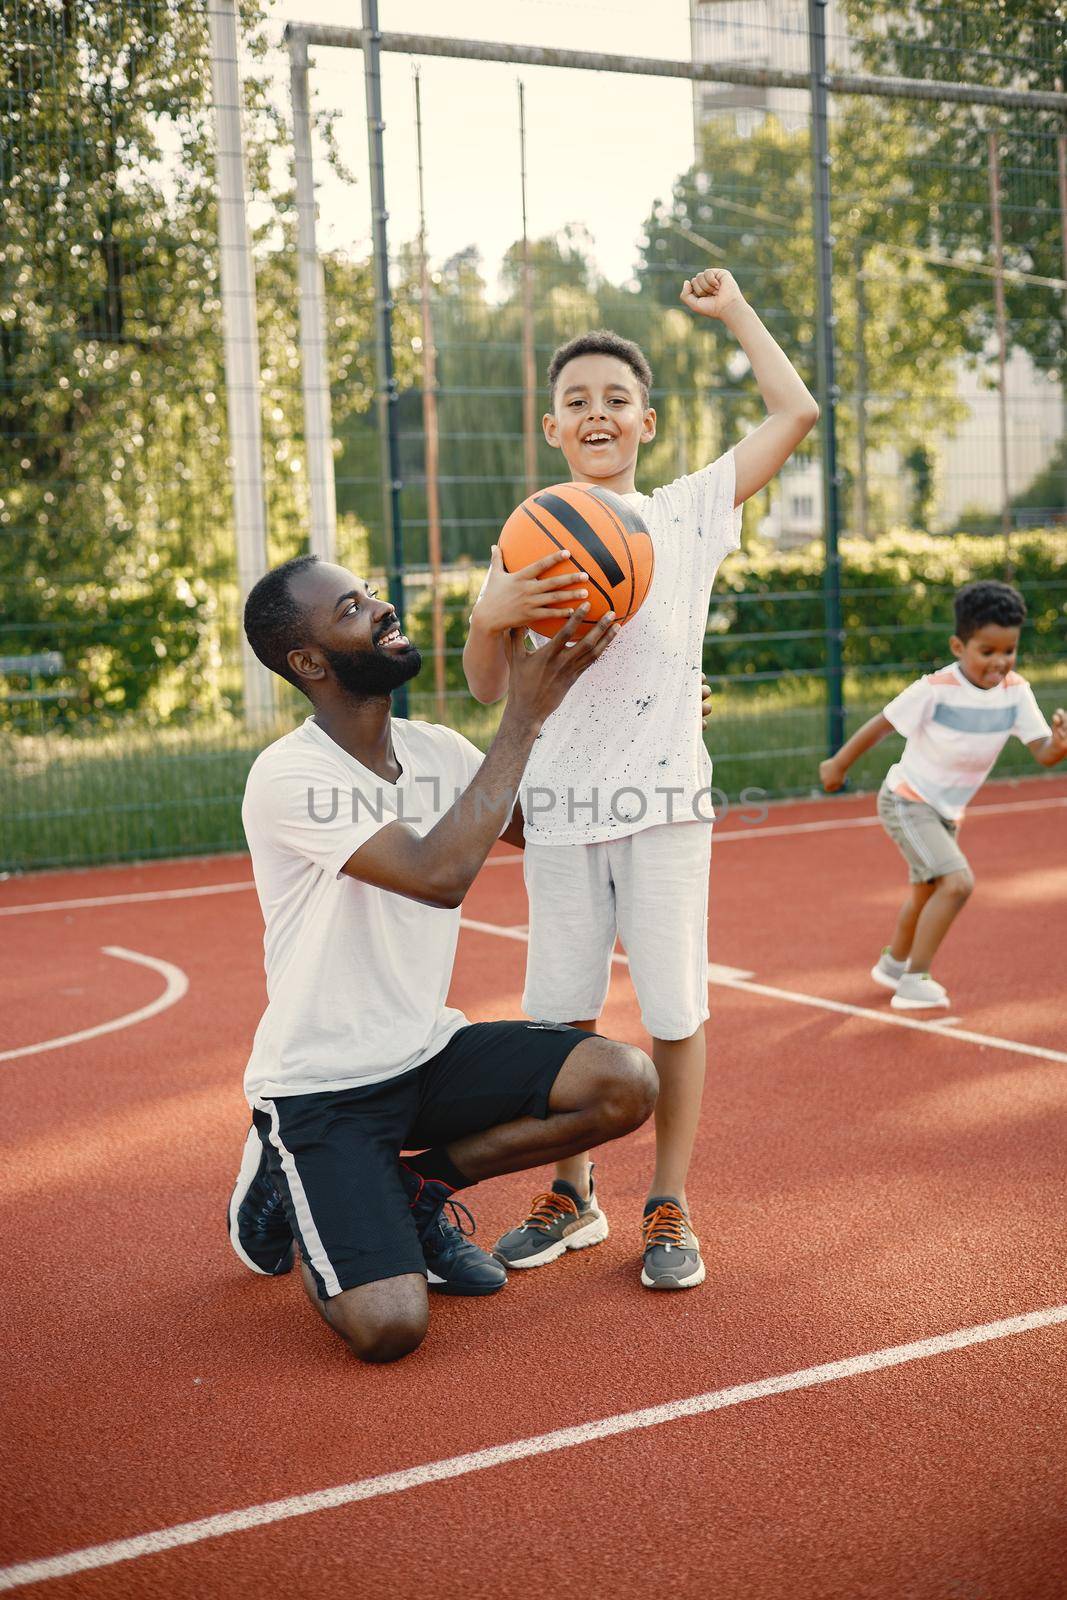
[547,330,653,409]
[953,580,1026,641]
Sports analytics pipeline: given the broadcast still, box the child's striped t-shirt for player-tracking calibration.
[882,661,1049,821]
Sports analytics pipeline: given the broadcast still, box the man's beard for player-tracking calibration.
[322,640,423,699]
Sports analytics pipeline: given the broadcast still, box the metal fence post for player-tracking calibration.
[1057,80,1067,476]
[207,0,275,728]
[987,129,1013,575]
[414,68,447,723]
[519,80,539,498]
[288,30,338,565]
[361,0,408,716]
[807,0,845,756]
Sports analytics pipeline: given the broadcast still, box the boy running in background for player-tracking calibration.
[821,580,1066,1011]
[463,268,819,1289]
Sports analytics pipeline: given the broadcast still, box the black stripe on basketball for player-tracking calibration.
[574,487,636,618]
[584,485,649,538]
[533,493,626,591]
[519,504,614,611]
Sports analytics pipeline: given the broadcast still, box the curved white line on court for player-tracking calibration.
[0,947,189,1064]
[0,1301,1063,1591]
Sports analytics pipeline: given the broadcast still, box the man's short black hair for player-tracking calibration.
[953,579,1026,641]
[244,554,320,690]
[547,329,653,408]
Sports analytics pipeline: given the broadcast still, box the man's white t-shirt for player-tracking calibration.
[883,662,1049,822]
[520,451,742,845]
[241,716,484,1104]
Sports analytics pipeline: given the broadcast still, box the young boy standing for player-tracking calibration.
[821,580,1066,1010]
[463,268,819,1289]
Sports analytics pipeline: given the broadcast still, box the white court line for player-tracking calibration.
[0,882,256,917]
[0,948,189,1064]
[1,890,1059,1064]
[458,920,1067,1066]
[714,974,1067,1066]
[479,792,1067,861]
[0,791,1062,910]
[1,1301,1063,1593]
[469,922,755,985]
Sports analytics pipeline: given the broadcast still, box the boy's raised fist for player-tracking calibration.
[680,268,745,320]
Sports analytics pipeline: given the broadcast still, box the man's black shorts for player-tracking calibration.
[251,1020,587,1297]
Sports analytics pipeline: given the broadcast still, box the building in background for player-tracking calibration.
[689,0,1064,544]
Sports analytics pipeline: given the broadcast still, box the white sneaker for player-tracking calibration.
[891,972,950,1010]
[871,948,907,990]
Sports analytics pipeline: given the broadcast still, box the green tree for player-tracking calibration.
[0,1,377,725]
[635,111,969,535]
[1,1,231,720]
[842,0,1067,384]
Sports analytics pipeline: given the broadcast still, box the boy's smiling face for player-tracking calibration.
[543,352,656,494]
[951,621,1021,689]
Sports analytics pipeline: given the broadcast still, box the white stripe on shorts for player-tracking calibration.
[254,1097,342,1298]
[892,794,936,869]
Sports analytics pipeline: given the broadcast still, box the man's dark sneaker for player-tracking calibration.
[640,1197,705,1290]
[400,1165,507,1297]
[493,1168,609,1269]
[228,1126,295,1276]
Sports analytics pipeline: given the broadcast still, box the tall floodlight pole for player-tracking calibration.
[414,68,447,722]
[362,0,408,715]
[988,130,1013,572]
[288,30,338,563]
[807,0,845,757]
[207,0,275,728]
[519,81,538,497]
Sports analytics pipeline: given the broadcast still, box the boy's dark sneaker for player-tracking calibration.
[227,1126,295,1276]
[641,1197,705,1290]
[400,1165,507,1297]
[493,1169,610,1269]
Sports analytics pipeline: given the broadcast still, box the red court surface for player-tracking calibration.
[1,777,1065,1598]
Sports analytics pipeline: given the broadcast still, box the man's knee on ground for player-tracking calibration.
[326,1278,429,1364]
[588,1039,658,1133]
[346,1314,426,1365]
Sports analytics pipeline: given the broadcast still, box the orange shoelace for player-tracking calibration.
[642,1201,689,1248]
[522,1191,579,1232]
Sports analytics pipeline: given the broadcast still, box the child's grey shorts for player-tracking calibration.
[877,782,970,883]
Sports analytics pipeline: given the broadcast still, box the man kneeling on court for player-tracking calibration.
[227,555,656,1363]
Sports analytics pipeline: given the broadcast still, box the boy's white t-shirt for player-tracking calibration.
[241,716,484,1104]
[520,451,742,846]
[882,662,1049,822]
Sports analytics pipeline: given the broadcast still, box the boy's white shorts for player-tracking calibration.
[522,820,712,1041]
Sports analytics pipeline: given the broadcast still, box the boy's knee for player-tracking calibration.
[940,868,974,902]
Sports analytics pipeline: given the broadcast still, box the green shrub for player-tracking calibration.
[707,528,1065,680]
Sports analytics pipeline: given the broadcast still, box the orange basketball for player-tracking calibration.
[498,482,655,638]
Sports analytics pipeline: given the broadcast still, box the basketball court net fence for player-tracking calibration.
[2,0,1065,869]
